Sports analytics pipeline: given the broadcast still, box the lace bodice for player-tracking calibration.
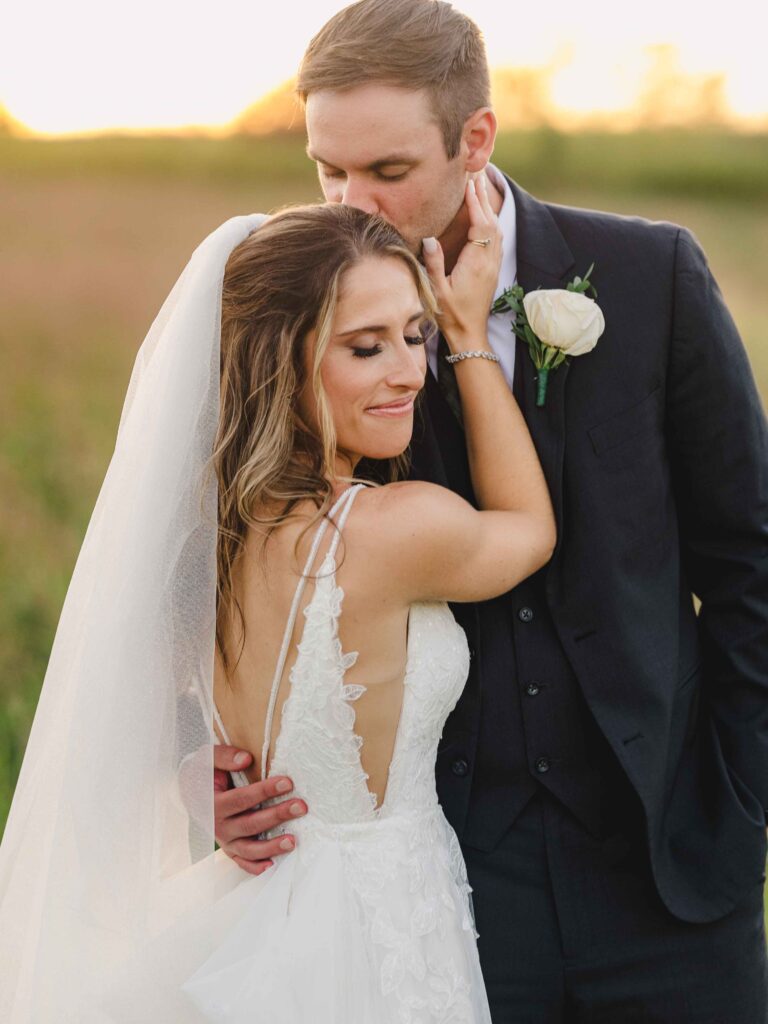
[208,484,485,1023]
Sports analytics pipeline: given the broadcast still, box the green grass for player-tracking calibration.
[3,130,768,201]
[1,134,767,922]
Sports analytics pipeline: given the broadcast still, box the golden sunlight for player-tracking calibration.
[3,0,767,136]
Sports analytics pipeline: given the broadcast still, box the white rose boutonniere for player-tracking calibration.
[492,264,605,406]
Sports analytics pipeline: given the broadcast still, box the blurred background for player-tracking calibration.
[1,0,767,845]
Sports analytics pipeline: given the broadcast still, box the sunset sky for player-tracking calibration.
[3,0,767,135]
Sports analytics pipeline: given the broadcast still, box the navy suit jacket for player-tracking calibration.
[411,177,768,923]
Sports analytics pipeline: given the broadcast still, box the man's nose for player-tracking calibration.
[340,179,379,216]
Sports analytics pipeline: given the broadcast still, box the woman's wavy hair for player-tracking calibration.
[213,203,437,672]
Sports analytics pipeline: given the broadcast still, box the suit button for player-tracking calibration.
[518,607,534,623]
[525,681,541,696]
[451,759,469,777]
[535,757,551,774]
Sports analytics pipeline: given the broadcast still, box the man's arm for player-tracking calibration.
[666,227,768,818]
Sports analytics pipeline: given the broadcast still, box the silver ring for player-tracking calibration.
[469,238,492,247]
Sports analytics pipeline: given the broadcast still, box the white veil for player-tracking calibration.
[0,213,268,1022]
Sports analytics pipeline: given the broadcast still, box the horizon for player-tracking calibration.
[3,1,767,138]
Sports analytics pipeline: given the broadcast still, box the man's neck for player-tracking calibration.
[438,169,505,274]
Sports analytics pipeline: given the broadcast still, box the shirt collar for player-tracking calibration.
[485,162,518,300]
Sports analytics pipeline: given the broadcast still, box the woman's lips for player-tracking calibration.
[365,397,415,417]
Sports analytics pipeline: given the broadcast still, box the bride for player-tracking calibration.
[0,177,554,1022]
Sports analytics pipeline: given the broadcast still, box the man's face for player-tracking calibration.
[306,83,468,252]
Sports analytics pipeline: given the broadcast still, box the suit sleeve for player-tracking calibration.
[666,227,768,818]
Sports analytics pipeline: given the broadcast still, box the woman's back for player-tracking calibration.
[214,483,414,810]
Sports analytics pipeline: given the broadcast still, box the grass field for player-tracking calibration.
[1,132,767,878]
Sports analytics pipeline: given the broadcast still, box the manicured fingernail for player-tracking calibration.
[479,173,487,190]
[468,178,476,193]
[275,779,292,793]
[290,802,304,816]
[422,236,438,254]
[279,837,294,851]
[233,752,249,767]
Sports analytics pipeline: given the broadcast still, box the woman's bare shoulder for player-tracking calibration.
[345,480,477,592]
[353,479,468,529]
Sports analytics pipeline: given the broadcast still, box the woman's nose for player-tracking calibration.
[388,344,426,389]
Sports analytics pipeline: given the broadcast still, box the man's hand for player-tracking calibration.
[214,745,307,876]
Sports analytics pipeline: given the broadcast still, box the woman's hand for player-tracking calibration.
[421,174,503,347]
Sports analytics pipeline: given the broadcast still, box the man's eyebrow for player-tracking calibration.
[306,146,416,171]
[336,310,426,337]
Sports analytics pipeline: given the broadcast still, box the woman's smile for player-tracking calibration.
[365,394,417,416]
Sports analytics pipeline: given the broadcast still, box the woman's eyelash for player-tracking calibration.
[352,335,426,359]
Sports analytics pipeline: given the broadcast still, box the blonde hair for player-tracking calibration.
[296,0,491,160]
[214,203,436,672]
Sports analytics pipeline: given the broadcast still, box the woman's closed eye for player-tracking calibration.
[352,335,426,359]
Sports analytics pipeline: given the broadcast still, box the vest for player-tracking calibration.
[424,344,641,852]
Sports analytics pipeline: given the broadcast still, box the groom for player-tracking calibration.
[213,0,768,1018]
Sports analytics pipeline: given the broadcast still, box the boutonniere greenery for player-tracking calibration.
[491,264,605,406]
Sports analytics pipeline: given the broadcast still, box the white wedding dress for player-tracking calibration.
[108,481,492,1023]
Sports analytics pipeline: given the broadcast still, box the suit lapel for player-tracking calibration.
[508,178,575,571]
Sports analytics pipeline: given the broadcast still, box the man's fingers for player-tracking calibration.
[217,797,308,847]
[226,832,296,862]
[213,767,233,794]
[231,855,274,877]
[220,796,308,843]
[215,775,297,819]
[213,744,253,772]
[232,856,274,877]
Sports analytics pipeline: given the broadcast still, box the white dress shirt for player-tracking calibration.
[426,163,518,391]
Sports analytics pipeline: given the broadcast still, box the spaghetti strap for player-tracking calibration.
[257,483,367,781]
[211,484,368,784]
[327,485,360,563]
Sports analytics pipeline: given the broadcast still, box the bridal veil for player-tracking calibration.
[0,213,267,1021]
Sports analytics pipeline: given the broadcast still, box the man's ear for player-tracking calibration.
[462,107,497,173]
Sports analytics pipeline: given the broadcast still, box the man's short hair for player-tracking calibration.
[297,0,491,159]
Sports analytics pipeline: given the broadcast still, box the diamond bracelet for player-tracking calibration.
[444,349,501,364]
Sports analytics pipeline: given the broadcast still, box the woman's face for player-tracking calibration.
[300,255,428,472]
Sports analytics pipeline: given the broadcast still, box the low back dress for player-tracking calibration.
[182,483,492,1024]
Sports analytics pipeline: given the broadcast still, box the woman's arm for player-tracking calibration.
[380,174,556,603]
